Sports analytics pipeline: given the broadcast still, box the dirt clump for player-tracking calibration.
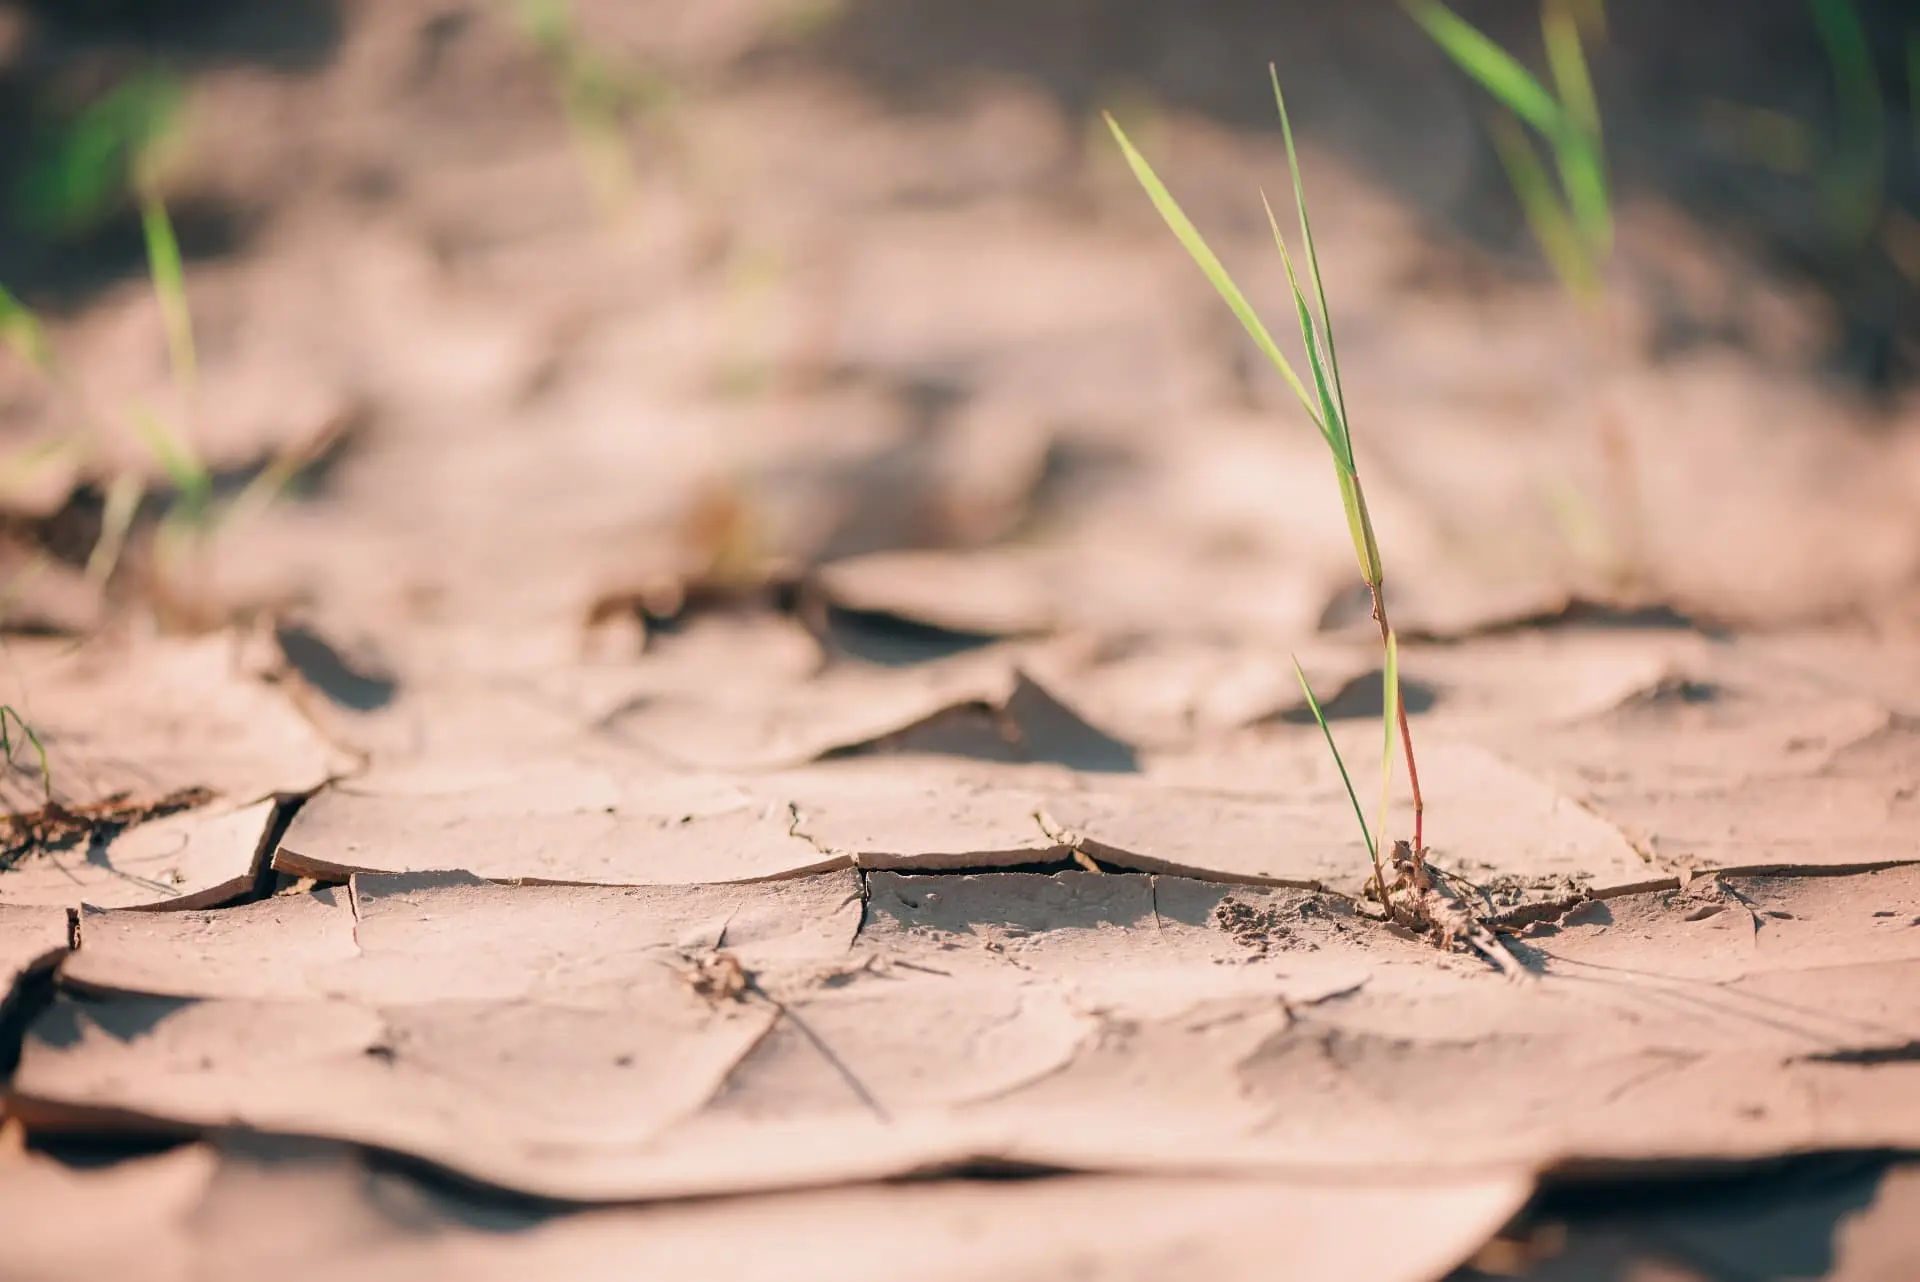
[1211,890,1338,954]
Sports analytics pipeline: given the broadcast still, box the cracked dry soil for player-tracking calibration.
[4,1,1920,1279]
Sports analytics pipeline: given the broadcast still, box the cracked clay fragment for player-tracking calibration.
[599,650,1018,771]
[275,760,834,884]
[1462,641,1920,876]
[769,757,1072,871]
[0,1133,1529,1282]
[812,548,1057,639]
[15,873,863,1197]
[0,800,278,911]
[0,635,350,817]
[1506,700,1918,875]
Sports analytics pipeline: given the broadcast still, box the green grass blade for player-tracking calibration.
[1811,0,1884,245]
[1542,0,1601,143]
[1405,0,1567,140]
[0,282,50,373]
[85,471,145,589]
[140,196,196,396]
[18,69,183,236]
[1104,112,1326,432]
[130,406,210,522]
[1549,135,1611,260]
[1540,0,1612,252]
[1261,191,1349,468]
[0,705,53,805]
[1374,629,1402,862]
[1813,0,1880,140]
[1270,69,1351,436]
[1337,467,1385,588]
[1488,111,1598,299]
[1291,656,1378,874]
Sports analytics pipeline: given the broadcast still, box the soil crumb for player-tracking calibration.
[1212,892,1332,954]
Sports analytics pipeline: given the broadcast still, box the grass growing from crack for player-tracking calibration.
[1107,68,1426,900]
[1,197,306,618]
[1412,0,1611,298]
[1409,0,1646,586]
[1408,0,1610,300]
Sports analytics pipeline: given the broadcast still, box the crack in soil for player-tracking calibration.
[1802,1041,1920,1066]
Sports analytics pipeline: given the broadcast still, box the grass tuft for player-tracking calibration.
[1405,0,1611,299]
[1405,0,1612,297]
[1411,0,1649,587]
[1108,70,1426,898]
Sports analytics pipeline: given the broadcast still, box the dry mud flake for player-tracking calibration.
[1470,639,1920,877]
[0,634,350,825]
[1006,636,1374,751]
[811,548,1058,639]
[273,760,837,884]
[318,621,1102,779]
[16,867,1920,1202]
[598,650,1021,772]
[812,543,1333,645]
[14,873,861,1198]
[0,800,278,911]
[0,1137,1526,1282]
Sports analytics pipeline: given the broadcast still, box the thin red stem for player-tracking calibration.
[1369,585,1424,857]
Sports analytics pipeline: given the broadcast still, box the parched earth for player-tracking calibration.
[2,3,1920,1280]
